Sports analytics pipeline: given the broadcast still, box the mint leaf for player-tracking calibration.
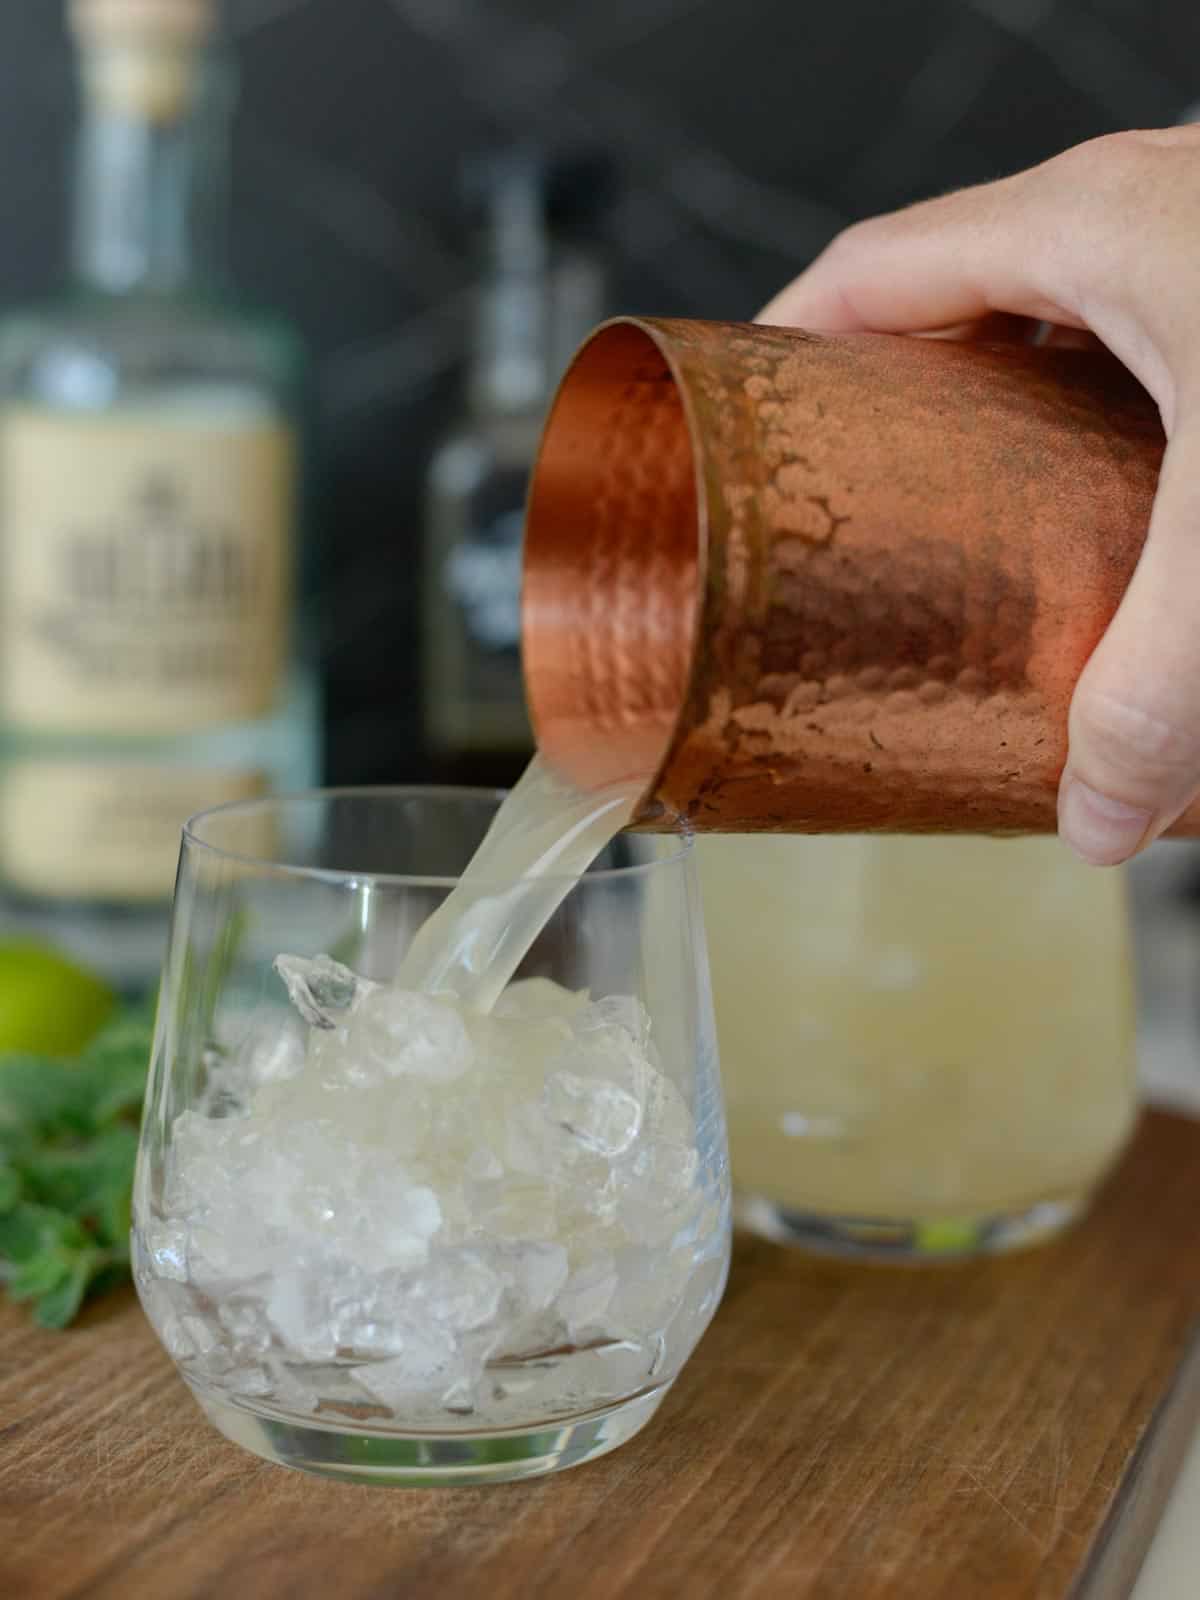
[0,1201,92,1265]
[0,1056,99,1139]
[12,1250,74,1300]
[0,1202,114,1328]
[80,1001,157,1127]
[0,1201,69,1264]
[19,1126,140,1246]
[34,1256,98,1329]
[0,990,155,1329]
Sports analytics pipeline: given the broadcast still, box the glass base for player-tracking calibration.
[191,1381,670,1486]
[735,1189,1090,1261]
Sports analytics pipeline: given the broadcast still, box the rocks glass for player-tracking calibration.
[133,789,730,1484]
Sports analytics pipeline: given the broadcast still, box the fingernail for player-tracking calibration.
[1058,777,1152,866]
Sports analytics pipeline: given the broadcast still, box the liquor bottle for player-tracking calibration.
[422,147,610,788]
[0,0,318,985]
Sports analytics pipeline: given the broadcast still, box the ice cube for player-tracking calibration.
[351,1170,442,1270]
[475,1011,574,1100]
[143,1220,189,1282]
[266,1271,340,1361]
[356,1327,464,1407]
[616,1140,701,1246]
[606,1243,693,1335]
[469,1176,557,1241]
[550,1022,651,1112]
[217,1294,272,1356]
[225,1364,275,1399]
[264,1356,323,1414]
[494,978,589,1021]
[152,1304,196,1362]
[561,1337,657,1402]
[166,1135,276,1284]
[554,1169,622,1242]
[487,1241,570,1359]
[416,1248,504,1332]
[195,1045,250,1119]
[299,1364,385,1414]
[186,1224,259,1286]
[138,1277,198,1360]
[630,1139,699,1196]
[179,1313,221,1362]
[305,1021,362,1083]
[349,988,474,1081]
[641,1070,693,1146]
[543,1069,642,1158]
[378,1083,435,1159]
[274,953,375,1029]
[242,1122,350,1244]
[292,1034,436,1159]
[502,1099,547,1177]
[504,1240,569,1315]
[440,1376,476,1413]
[555,1007,693,1146]
[328,1280,406,1358]
[556,1254,618,1337]
[571,994,651,1043]
[239,1014,307,1085]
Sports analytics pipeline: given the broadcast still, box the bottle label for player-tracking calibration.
[0,407,295,733]
[0,762,272,903]
[430,463,531,752]
[446,507,523,655]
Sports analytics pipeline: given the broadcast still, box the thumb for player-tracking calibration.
[1059,408,1200,864]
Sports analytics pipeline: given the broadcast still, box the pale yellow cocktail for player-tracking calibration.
[698,834,1136,1255]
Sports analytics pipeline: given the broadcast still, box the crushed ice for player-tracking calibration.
[137,959,724,1422]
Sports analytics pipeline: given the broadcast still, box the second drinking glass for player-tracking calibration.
[699,834,1136,1257]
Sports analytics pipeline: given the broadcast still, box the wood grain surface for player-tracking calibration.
[3,1109,1200,1600]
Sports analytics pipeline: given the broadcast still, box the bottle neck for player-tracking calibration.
[468,175,551,420]
[70,40,230,296]
[468,272,552,421]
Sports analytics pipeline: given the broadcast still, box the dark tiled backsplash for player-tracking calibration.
[0,0,1193,782]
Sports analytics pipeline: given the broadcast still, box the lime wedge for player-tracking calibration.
[0,943,115,1056]
[913,1217,987,1257]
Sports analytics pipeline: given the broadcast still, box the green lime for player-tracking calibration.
[0,943,115,1056]
[913,1217,987,1258]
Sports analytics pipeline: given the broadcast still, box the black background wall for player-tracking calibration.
[0,0,1195,783]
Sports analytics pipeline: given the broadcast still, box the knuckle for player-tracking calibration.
[1033,133,1159,227]
[1039,127,1199,207]
[1050,130,1145,178]
[1072,687,1200,785]
[818,221,874,269]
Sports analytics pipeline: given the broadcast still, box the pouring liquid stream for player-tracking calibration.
[396,754,643,1010]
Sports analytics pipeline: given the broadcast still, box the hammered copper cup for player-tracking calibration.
[521,316,1189,834]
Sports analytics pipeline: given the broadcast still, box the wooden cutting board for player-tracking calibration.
[3,1108,1200,1600]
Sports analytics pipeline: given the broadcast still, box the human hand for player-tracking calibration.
[760,129,1200,865]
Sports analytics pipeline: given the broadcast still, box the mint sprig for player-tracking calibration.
[0,998,156,1328]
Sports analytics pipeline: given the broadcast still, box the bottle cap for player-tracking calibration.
[68,0,217,122]
[69,0,215,46]
[461,144,618,242]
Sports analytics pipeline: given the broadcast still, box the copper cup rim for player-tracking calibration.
[521,315,710,813]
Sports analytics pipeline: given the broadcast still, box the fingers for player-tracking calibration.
[756,173,1088,334]
[1059,408,1200,863]
[757,129,1200,864]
